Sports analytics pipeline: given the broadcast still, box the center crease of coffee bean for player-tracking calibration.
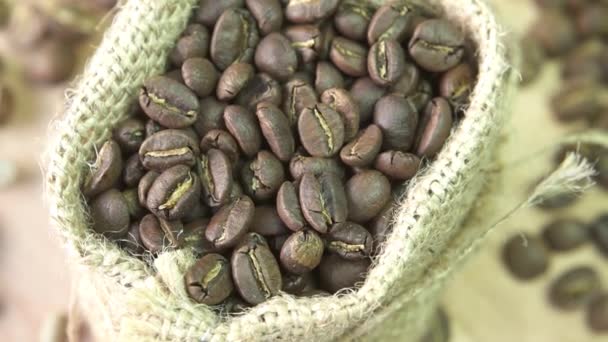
[417,40,462,57]
[145,147,191,158]
[313,106,334,152]
[145,92,197,118]
[291,38,317,49]
[334,44,364,58]
[200,156,216,199]
[347,4,372,20]
[246,247,272,297]
[202,262,223,289]
[237,14,250,63]
[158,172,194,210]
[329,241,365,253]
[377,41,388,80]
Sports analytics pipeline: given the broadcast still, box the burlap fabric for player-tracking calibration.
[45,0,514,341]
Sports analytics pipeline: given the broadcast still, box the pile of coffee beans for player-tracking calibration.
[502,214,608,332]
[84,0,477,308]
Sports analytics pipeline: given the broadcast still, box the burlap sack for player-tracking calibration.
[45,0,514,340]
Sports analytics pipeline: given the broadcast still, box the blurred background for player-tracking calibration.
[0,0,606,341]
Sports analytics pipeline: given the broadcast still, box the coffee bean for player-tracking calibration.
[319,254,370,293]
[194,97,227,137]
[246,0,283,35]
[320,88,360,142]
[196,0,245,27]
[122,220,144,254]
[330,37,368,77]
[345,170,391,223]
[373,94,419,151]
[551,80,605,122]
[298,104,345,158]
[255,33,298,81]
[502,234,549,280]
[549,266,601,310]
[137,170,159,206]
[231,233,282,304]
[139,129,200,171]
[440,63,475,110]
[181,58,219,98]
[139,76,199,128]
[367,3,417,44]
[285,0,339,24]
[529,9,576,57]
[250,205,289,236]
[210,8,259,70]
[299,172,347,234]
[283,78,318,126]
[236,73,282,109]
[368,40,406,86]
[185,254,234,305]
[541,219,588,251]
[83,140,123,198]
[170,24,210,66]
[122,188,146,219]
[284,23,334,63]
[334,1,373,42]
[589,214,608,256]
[139,214,165,253]
[369,202,395,252]
[146,165,201,221]
[198,149,233,207]
[206,195,255,249]
[282,272,316,295]
[409,19,465,72]
[216,63,255,101]
[200,129,240,167]
[408,79,434,112]
[279,230,324,274]
[276,181,306,232]
[327,222,372,260]
[315,61,345,94]
[289,154,345,180]
[587,293,608,332]
[349,77,386,124]
[113,118,145,153]
[256,102,295,161]
[340,124,383,167]
[91,189,130,239]
[415,97,454,158]
[182,218,219,255]
[374,150,421,181]
[241,150,285,201]
[223,105,263,158]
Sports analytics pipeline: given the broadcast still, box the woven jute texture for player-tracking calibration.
[45,0,514,341]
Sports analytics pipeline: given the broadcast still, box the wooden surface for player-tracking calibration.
[0,0,606,341]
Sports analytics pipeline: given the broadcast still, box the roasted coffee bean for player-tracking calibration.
[440,63,474,110]
[390,62,421,97]
[284,24,334,63]
[350,77,386,124]
[210,8,259,70]
[241,150,285,201]
[139,214,165,253]
[256,102,295,161]
[246,0,283,35]
[298,104,345,158]
[408,79,434,112]
[374,150,421,181]
[374,95,419,151]
[589,214,608,256]
[194,97,227,137]
[587,293,608,332]
[196,0,245,27]
[502,234,549,280]
[327,222,372,260]
[315,62,345,94]
[223,105,263,158]
[280,230,324,274]
[276,181,306,232]
[367,2,417,44]
[200,129,240,167]
[113,119,145,153]
[185,254,234,305]
[334,1,373,42]
[122,220,144,254]
[170,24,210,66]
[251,205,289,236]
[198,149,233,207]
[299,172,347,234]
[330,37,368,77]
[420,308,451,342]
[368,40,406,86]
[139,76,199,128]
[321,88,360,142]
[231,233,282,304]
[90,189,130,239]
[285,0,340,24]
[340,124,383,167]
[122,188,146,219]
[549,266,601,310]
[83,140,123,198]
[537,192,578,210]
[283,78,318,126]
[409,19,465,72]
[529,9,576,57]
[551,80,605,122]
[145,119,163,138]
[139,129,199,171]
[319,254,370,293]
[181,58,219,98]
[541,219,587,252]
[236,73,282,109]
[25,40,76,84]
[255,33,298,81]
[146,165,201,221]
[415,97,453,158]
[282,272,316,295]
[216,63,255,101]
[369,202,395,251]
[345,170,391,223]
[206,195,255,249]
[137,170,159,206]
[289,154,345,180]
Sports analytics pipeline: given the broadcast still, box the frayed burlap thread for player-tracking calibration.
[45,0,514,341]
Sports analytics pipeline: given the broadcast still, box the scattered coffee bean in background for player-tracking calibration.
[548,266,601,310]
[502,234,549,280]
